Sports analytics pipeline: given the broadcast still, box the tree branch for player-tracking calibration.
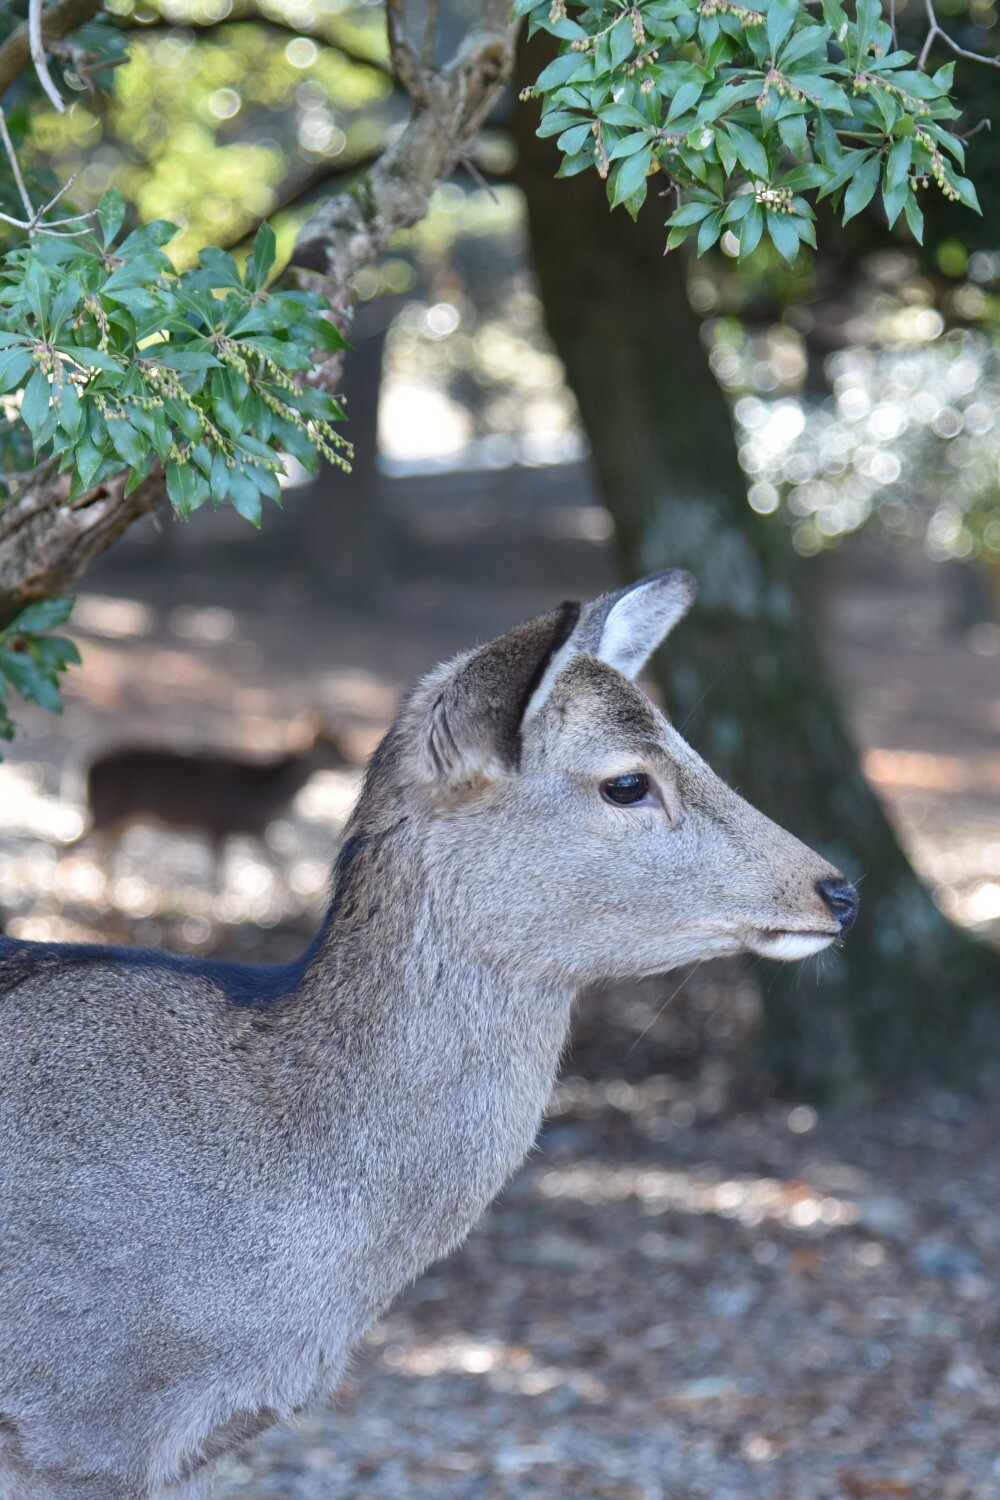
[919,0,1000,70]
[290,0,517,388]
[0,465,167,628]
[0,0,102,99]
[29,0,68,112]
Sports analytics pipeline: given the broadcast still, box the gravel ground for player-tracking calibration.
[213,1034,1000,1500]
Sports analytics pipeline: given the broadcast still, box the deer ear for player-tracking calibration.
[590,569,696,677]
[523,570,696,723]
[412,600,581,785]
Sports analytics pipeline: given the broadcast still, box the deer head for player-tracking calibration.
[393,571,857,985]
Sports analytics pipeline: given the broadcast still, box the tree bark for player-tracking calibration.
[0,464,166,627]
[515,31,1000,1099]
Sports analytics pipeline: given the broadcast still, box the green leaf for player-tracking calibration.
[4,597,74,633]
[696,210,724,255]
[855,0,880,53]
[107,416,147,469]
[611,145,653,207]
[74,436,104,489]
[883,173,908,227]
[228,301,298,336]
[166,460,203,517]
[669,198,718,227]
[766,0,799,54]
[903,188,924,243]
[949,175,982,214]
[766,209,802,263]
[722,193,754,222]
[98,188,127,249]
[0,347,34,393]
[248,222,277,292]
[666,80,702,122]
[558,122,594,156]
[49,277,83,339]
[211,397,244,439]
[56,376,81,437]
[610,14,635,67]
[116,219,177,258]
[599,103,650,128]
[885,137,912,191]
[842,152,880,222]
[102,254,170,295]
[195,247,244,290]
[608,132,653,163]
[211,446,231,500]
[23,260,50,327]
[739,200,765,257]
[60,346,126,375]
[537,108,581,138]
[725,122,770,180]
[227,466,264,526]
[157,396,201,443]
[0,652,63,713]
[150,349,221,372]
[21,367,51,437]
[779,163,831,191]
[777,25,829,68]
[556,152,597,179]
[535,52,591,90]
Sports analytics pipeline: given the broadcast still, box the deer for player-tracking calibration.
[0,572,858,1500]
[77,720,349,854]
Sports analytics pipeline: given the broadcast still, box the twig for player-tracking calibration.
[422,0,441,68]
[0,107,35,221]
[960,116,992,139]
[385,0,428,102]
[72,52,129,91]
[384,0,498,202]
[919,0,1000,70]
[37,172,78,217]
[0,108,94,236]
[29,0,67,112]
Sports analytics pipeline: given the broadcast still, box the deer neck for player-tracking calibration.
[277,815,573,1294]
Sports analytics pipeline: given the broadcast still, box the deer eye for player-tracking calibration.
[601,772,652,807]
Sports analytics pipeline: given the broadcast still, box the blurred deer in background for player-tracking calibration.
[79,715,350,856]
[0,572,857,1499]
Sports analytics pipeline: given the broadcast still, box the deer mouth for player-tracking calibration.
[750,928,840,961]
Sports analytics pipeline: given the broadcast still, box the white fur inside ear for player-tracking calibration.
[521,635,579,727]
[596,572,696,679]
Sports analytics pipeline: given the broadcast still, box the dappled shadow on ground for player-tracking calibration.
[216,1073,1000,1500]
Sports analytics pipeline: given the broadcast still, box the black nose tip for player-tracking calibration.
[816,877,859,932]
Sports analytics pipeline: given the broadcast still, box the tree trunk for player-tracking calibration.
[515,32,1000,1099]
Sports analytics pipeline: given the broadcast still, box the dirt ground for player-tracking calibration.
[1,465,999,1499]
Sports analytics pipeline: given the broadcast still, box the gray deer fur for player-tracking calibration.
[0,573,855,1499]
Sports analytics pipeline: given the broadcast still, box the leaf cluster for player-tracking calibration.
[519,0,982,261]
[0,192,351,527]
[0,598,80,742]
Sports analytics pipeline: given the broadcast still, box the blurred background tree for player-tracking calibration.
[1,0,999,1096]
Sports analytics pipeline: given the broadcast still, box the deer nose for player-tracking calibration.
[816,877,859,932]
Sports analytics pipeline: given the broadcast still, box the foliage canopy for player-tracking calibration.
[519,0,982,261]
